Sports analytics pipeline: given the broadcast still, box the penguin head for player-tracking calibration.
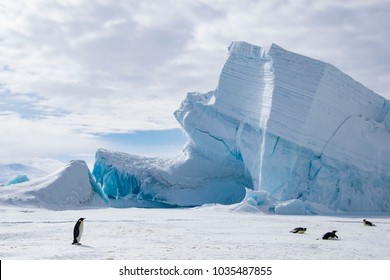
[332,230,337,233]
[79,218,86,222]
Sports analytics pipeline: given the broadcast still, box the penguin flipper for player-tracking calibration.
[73,226,80,240]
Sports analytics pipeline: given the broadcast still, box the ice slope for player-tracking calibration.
[0,160,107,209]
[93,41,390,211]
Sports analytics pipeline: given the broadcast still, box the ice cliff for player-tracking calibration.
[93,41,390,211]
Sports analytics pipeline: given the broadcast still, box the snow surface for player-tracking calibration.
[93,41,390,212]
[0,204,389,260]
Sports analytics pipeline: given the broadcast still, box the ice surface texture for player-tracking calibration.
[93,41,390,211]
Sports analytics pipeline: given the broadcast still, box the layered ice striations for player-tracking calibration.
[93,41,390,211]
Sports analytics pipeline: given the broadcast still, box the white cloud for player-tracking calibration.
[0,112,102,157]
[0,0,389,161]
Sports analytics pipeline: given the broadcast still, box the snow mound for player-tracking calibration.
[230,189,276,213]
[93,41,390,212]
[231,189,339,215]
[0,160,107,209]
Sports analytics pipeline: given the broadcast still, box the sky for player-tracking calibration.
[0,0,389,171]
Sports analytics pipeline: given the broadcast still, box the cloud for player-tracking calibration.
[0,0,389,161]
[0,111,102,158]
[0,90,68,119]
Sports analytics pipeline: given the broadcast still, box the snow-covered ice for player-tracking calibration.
[0,204,389,260]
[92,41,390,212]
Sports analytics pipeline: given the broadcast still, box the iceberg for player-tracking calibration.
[93,41,390,212]
[4,175,30,186]
[0,163,47,184]
[93,148,250,207]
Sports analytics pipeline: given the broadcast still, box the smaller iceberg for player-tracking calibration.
[4,175,30,186]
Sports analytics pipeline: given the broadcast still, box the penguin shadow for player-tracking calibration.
[79,244,94,249]
[318,237,341,241]
[72,243,94,249]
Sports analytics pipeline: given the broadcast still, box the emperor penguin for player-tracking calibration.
[290,227,307,234]
[72,218,85,245]
[322,230,338,240]
[363,219,376,226]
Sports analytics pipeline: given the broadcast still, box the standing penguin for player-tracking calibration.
[72,218,85,245]
[322,230,338,240]
[363,219,376,226]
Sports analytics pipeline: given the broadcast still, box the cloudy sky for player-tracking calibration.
[0,0,389,170]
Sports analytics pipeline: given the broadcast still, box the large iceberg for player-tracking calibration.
[93,41,390,211]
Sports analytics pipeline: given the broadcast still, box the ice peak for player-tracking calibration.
[228,41,272,59]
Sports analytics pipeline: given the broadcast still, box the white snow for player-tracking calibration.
[0,204,389,260]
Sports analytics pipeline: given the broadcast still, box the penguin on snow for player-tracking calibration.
[322,230,338,240]
[363,219,376,226]
[290,227,307,234]
[72,218,85,245]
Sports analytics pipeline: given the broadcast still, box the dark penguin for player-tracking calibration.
[363,219,376,226]
[290,227,307,234]
[72,218,85,245]
[322,230,338,240]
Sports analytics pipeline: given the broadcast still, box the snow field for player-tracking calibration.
[1,205,389,260]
